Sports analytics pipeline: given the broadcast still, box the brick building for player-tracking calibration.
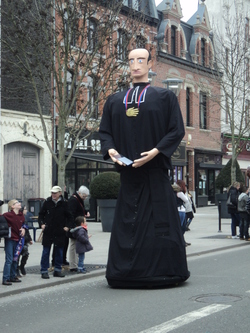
[154,0,222,206]
[0,0,230,212]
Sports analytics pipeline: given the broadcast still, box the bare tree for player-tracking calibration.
[1,0,152,188]
[210,0,250,183]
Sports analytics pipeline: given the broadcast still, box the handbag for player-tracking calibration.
[227,194,236,208]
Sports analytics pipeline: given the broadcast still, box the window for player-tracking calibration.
[199,92,207,129]
[225,48,229,74]
[201,38,206,66]
[64,10,77,47]
[117,29,128,61]
[245,100,250,127]
[225,96,229,124]
[246,58,250,82]
[245,17,249,41]
[88,19,97,51]
[171,26,176,55]
[136,35,146,48]
[186,88,191,126]
[88,78,99,119]
[66,71,76,116]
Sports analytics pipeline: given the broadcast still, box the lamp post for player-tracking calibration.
[162,78,183,96]
[148,69,157,86]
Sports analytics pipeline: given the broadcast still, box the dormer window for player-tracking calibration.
[171,26,176,56]
[201,38,205,66]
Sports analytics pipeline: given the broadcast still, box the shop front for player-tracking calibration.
[195,149,223,207]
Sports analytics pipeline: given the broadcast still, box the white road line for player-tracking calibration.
[138,303,231,333]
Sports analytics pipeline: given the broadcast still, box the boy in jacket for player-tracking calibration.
[70,216,93,273]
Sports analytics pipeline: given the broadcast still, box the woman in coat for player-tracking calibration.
[2,199,25,285]
[227,182,241,239]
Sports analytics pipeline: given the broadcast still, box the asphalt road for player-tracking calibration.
[0,246,249,333]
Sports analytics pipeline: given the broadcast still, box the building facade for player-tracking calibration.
[155,0,222,206]
[204,0,250,183]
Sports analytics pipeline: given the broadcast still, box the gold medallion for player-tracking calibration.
[126,107,139,117]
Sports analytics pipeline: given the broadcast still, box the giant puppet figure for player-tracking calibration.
[99,48,190,288]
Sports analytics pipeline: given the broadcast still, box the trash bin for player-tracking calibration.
[28,198,45,216]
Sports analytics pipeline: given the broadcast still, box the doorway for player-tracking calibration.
[4,142,40,206]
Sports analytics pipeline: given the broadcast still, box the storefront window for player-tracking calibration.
[172,166,183,183]
[198,169,207,196]
[65,170,76,197]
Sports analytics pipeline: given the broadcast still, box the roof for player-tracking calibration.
[187,2,205,25]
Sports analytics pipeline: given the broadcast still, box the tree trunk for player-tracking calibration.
[231,154,237,185]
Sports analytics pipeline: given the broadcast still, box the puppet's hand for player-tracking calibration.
[108,149,124,166]
[132,148,159,168]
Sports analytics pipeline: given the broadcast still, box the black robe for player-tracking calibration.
[99,83,190,287]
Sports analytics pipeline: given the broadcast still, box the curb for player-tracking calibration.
[0,268,106,299]
[187,241,250,258]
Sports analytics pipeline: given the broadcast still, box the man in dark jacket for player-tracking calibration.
[39,186,73,279]
[68,186,90,272]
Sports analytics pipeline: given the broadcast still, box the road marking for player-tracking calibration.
[138,303,231,333]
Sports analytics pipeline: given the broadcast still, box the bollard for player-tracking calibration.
[218,200,222,232]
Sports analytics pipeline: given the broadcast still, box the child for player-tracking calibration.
[70,216,93,273]
[16,227,33,277]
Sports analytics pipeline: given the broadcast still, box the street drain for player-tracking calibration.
[190,293,243,304]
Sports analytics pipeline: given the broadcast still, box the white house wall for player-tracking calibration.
[0,109,52,212]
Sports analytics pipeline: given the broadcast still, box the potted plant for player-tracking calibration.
[215,159,244,218]
[90,171,120,232]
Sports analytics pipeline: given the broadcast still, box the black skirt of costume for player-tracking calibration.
[106,168,190,288]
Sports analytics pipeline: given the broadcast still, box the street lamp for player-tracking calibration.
[148,69,157,85]
[162,78,183,96]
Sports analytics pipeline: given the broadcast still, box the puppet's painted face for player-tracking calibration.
[128,48,152,82]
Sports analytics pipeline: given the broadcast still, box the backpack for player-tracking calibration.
[0,216,10,239]
[176,195,184,208]
[227,187,238,209]
[246,197,250,214]
[237,194,248,212]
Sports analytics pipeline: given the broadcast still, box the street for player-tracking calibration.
[0,245,249,333]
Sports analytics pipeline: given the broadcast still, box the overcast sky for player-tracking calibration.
[154,0,199,22]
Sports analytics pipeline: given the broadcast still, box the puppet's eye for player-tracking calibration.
[138,59,143,63]
[130,59,134,64]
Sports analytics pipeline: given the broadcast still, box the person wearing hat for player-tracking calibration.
[38,186,74,279]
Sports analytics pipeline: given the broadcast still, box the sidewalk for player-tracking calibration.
[0,205,249,298]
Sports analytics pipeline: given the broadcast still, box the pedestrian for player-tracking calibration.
[1,199,26,286]
[16,207,33,277]
[70,216,93,273]
[185,185,196,231]
[39,186,73,279]
[50,184,70,268]
[237,185,250,241]
[227,181,241,239]
[68,185,90,273]
[99,47,190,287]
[173,181,190,247]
